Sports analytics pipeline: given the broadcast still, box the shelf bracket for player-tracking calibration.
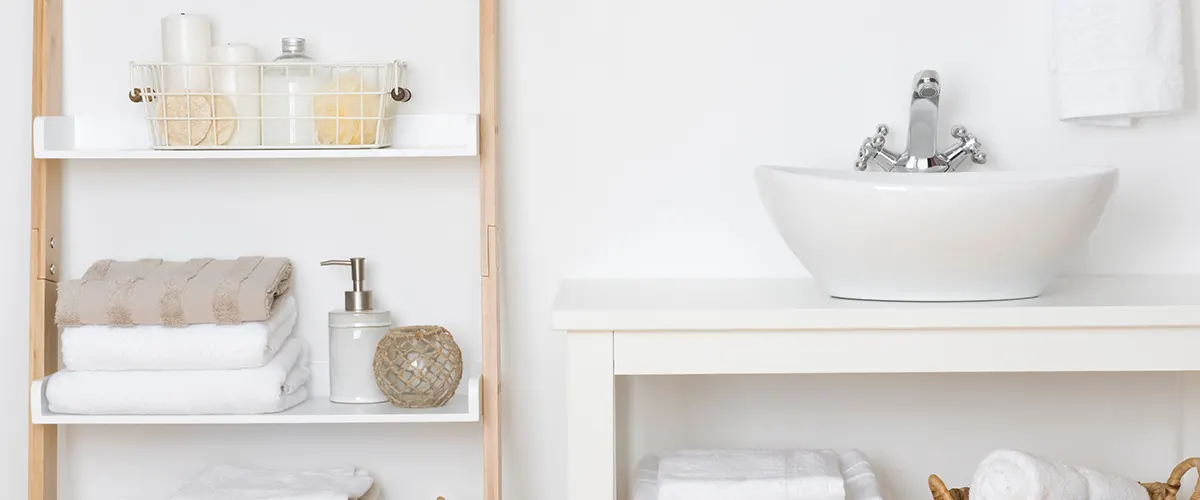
[482,225,498,277]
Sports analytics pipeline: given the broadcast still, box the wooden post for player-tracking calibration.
[479,0,502,499]
[30,1,63,500]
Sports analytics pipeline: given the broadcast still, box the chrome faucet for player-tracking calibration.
[854,70,988,173]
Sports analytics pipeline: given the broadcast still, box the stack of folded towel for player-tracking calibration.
[45,257,310,415]
[634,448,884,500]
[168,464,380,500]
[971,449,1149,500]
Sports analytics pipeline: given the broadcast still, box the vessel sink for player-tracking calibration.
[754,165,1119,302]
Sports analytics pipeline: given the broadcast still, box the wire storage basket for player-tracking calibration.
[129,60,412,150]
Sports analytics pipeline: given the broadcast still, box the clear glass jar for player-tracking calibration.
[262,37,318,146]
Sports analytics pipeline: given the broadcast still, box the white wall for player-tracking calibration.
[1,0,34,498]
[3,1,1200,500]
[500,1,1200,500]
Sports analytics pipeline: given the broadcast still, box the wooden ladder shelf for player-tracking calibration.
[27,1,501,499]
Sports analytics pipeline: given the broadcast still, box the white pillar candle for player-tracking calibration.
[160,13,212,91]
[209,43,262,146]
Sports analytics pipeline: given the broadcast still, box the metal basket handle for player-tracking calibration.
[390,87,412,102]
[128,88,155,103]
[389,60,412,102]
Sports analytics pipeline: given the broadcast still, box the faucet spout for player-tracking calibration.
[853,69,989,173]
[905,70,941,168]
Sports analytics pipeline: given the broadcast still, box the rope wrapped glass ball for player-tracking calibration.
[373,325,464,408]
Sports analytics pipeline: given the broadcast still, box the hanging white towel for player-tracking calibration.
[45,337,309,415]
[840,450,884,500]
[61,295,297,371]
[971,449,1088,500]
[1051,0,1184,126]
[168,464,376,500]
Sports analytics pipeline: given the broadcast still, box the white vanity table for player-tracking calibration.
[554,274,1200,500]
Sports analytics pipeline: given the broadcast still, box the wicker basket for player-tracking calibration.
[929,458,1200,500]
[372,325,464,408]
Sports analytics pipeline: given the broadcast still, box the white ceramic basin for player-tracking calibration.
[754,165,1119,302]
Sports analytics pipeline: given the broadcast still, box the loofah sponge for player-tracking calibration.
[157,95,213,146]
[314,71,386,146]
[196,95,238,146]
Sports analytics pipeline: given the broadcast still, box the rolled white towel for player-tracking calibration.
[1076,466,1150,500]
[971,450,1087,500]
[840,450,884,500]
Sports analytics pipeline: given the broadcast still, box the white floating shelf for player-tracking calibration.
[34,114,479,159]
[555,275,1200,375]
[30,375,480,425]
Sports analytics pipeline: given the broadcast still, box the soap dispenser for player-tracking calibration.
[320,257,392,404]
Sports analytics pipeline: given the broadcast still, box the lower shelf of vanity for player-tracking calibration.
[29,375,480,425]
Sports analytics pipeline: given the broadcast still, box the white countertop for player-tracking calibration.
[552,275,1200,332]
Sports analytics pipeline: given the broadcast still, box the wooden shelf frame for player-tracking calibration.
[26,1,500,500]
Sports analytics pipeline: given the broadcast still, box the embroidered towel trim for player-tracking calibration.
[55,257,293,326]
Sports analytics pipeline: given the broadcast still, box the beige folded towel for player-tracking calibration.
[55,257,292,327]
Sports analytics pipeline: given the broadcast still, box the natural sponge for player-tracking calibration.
[315,71,386,146]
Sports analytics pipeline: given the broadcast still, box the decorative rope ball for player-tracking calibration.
[373,325,464,408]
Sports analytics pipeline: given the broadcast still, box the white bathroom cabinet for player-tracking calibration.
[27,1,500,500]
[554,275,1200,500]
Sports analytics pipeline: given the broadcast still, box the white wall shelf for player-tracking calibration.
[34,114,479,159]
[30,375,480,425]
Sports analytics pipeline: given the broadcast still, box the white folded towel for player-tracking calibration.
[657,449,844,500]
[658,449,787,500]
[1051,0,1184,127]
[168,464,376,500]
[62,295,297,371]
[840,450,883,500]
[971,449,1088,500]
[1076,466,1150,500]
[46,337,310,415]
[789,450,848,500]
[633,454,660,500]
